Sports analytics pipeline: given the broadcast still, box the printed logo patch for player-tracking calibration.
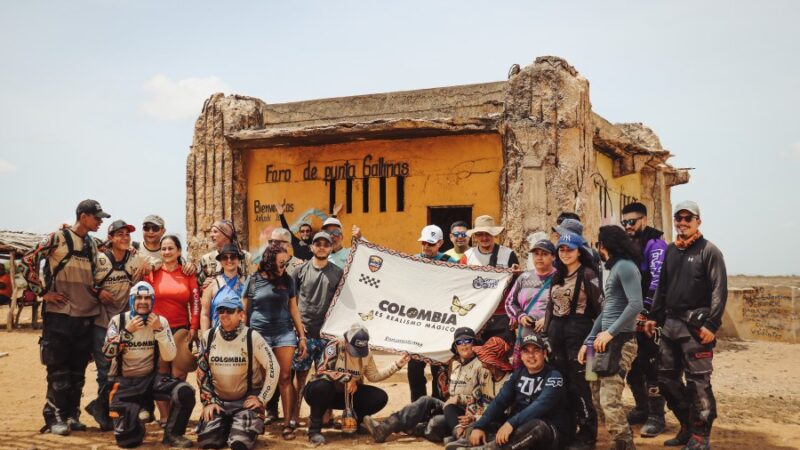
[472,276,500,289]
[368,255,383,273]
[450,296,476,316]
[359,310,374,321]
[359,273,381,288]
[545,377,563,387]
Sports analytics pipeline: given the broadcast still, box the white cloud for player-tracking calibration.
[0,159,17,173]
[141,75,233,120]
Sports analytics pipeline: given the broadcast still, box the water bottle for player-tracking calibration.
[585,337,598,381]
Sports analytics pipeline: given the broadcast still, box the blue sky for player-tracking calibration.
[1,1,798,275]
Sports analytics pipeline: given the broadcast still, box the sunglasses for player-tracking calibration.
[455,338,474,346]
[451,231,467,238]
[268,239,289,245]
[143,224,162,232]
[220,254,239,262]
[328,230,343,237]
[674,214,697,223]
[217,306,239,315]
[620,217,643,227]
[299,228,313,234]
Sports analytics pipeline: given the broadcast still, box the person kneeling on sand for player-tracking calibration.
[304,323,410,446]
[104,282,195,448]
[448,334,569,450]
[196,294,279,450]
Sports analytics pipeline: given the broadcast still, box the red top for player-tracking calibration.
[146,266,200,330]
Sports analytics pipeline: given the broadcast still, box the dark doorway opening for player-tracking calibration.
[427,206,472,253]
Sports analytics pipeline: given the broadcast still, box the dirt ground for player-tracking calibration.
[2,277,800,450]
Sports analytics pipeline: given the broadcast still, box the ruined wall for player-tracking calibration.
[186,94,268,262]
[501,56,598,262]
[719,286,800,344]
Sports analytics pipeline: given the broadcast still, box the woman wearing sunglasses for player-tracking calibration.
[200,243,245,333]
[244,242,307,440]
[145,234,201,427]
[544,232,603,450]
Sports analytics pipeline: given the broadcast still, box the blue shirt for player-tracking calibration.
[247,273,296,336]
[588,258,643,340]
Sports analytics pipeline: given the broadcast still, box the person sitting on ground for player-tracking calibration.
[304,323,410,446]
[362,329,493,444]
[200,243,246,333]
[104,281,195,448]
[460,337,513,432]
[452,334,569,450]
[196,294,280,450]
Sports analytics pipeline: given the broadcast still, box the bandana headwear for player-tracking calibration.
[474,336,513,372]
[213,220,236,242]
[675,231,702,250]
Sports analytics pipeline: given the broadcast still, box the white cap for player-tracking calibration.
[322,217,342,228]
[673,200,700,217]
[418,225,444,244]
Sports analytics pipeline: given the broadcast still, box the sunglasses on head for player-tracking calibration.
[217,306,238,315]
[220,254,239,261]
[143,224,161,232]
[455,338,474,346]
[674,214,696,223]
[620,217,643,227]
[451,231,467,238]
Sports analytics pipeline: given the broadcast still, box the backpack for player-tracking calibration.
[42,229,97,292]
[115,312,159,377]
[96,250,134,287]
[205,326,254,393]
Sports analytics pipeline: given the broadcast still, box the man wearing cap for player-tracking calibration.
[198,220,254,288]
[290,231,343,426]
[362,331,496,444]
[196,294,280,450]
[85,220,151,431]
[457,334,568,450]
[104,281,195,448]
[276,201,314,261]
[304,323,410,446]
[460,215,520,344]
[444,221,471,262]
[505,239,557,369]
[133,215,197,276]
[321,216,362,269]
[645,201,727,450]
[408,224,458,402]
[620,202,668,437]
[22,199,109,435]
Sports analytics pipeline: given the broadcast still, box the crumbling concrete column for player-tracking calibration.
[500,56,598,265]
[186,94,268,262]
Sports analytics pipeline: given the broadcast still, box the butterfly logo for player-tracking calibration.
[450,296,476,316]
[359,310,375,321]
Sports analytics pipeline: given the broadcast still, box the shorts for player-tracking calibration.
[261,329,299,348]
[292,338,329,371]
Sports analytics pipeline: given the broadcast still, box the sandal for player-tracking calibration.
[282,426,297,440]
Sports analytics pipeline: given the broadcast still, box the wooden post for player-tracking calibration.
[6,251,16,331]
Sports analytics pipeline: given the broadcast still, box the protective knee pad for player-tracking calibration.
[172,383,196,406]
[686,374,716,424]
[115,421,146,448]
[49,369,72,392]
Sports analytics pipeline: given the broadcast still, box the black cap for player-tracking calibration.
[76,199,110,219]
[216,243,244,261]
[453,327,476,342]
[531,239,556,255]
[107,220,135,236]
[345,323,370,357]
[521,334,547,350]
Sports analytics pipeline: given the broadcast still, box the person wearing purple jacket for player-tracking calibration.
[621,202,668,437]
[504,239,556,369]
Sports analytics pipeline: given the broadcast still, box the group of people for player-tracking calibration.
[22,197,727,450]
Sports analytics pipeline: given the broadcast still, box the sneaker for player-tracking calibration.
[640,414,666,437]
[309,432,326,447]
[162,433,193,448]
[50,419,70,436]
[363,416,389,443]
[664,426,691,446]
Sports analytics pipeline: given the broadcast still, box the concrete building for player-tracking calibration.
[185,56,688,263]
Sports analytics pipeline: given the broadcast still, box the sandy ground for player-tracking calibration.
[2,300,800,449]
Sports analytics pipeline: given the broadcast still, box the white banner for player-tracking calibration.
[321,240,514,363]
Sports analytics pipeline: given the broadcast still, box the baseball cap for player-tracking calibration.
[521,334,547,350]
[108,220,135,236]
[216,292,243,311]
[143,214,165,227]
[531,239,556,255]
[215,243,244,261]
[76,199,111,219]
[312,231,332,243]
[345,323,370,357]
[418,225,444,244]
[453,327,477,342]
[553,218,583,236]
[323,217,343,229]
[556,232,585,250]
[673,200,700,217]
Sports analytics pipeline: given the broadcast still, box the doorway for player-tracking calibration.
[427,206,472,253]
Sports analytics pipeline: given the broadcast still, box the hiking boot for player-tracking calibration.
[626,408,648,425]
[566,441,596,450]
[664,425,691,446]
[230,439,249,450]
[49,419,71,436]
[363,415,390,443]
[444,437,470,450]
[640,414,666,437]
[309,432,326,446]
[85,399,113,431]
[67,416,88,431]
[265,408,279,425]
[162,433,193,448]
[610,436,636,450]
[681,434,711,450]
